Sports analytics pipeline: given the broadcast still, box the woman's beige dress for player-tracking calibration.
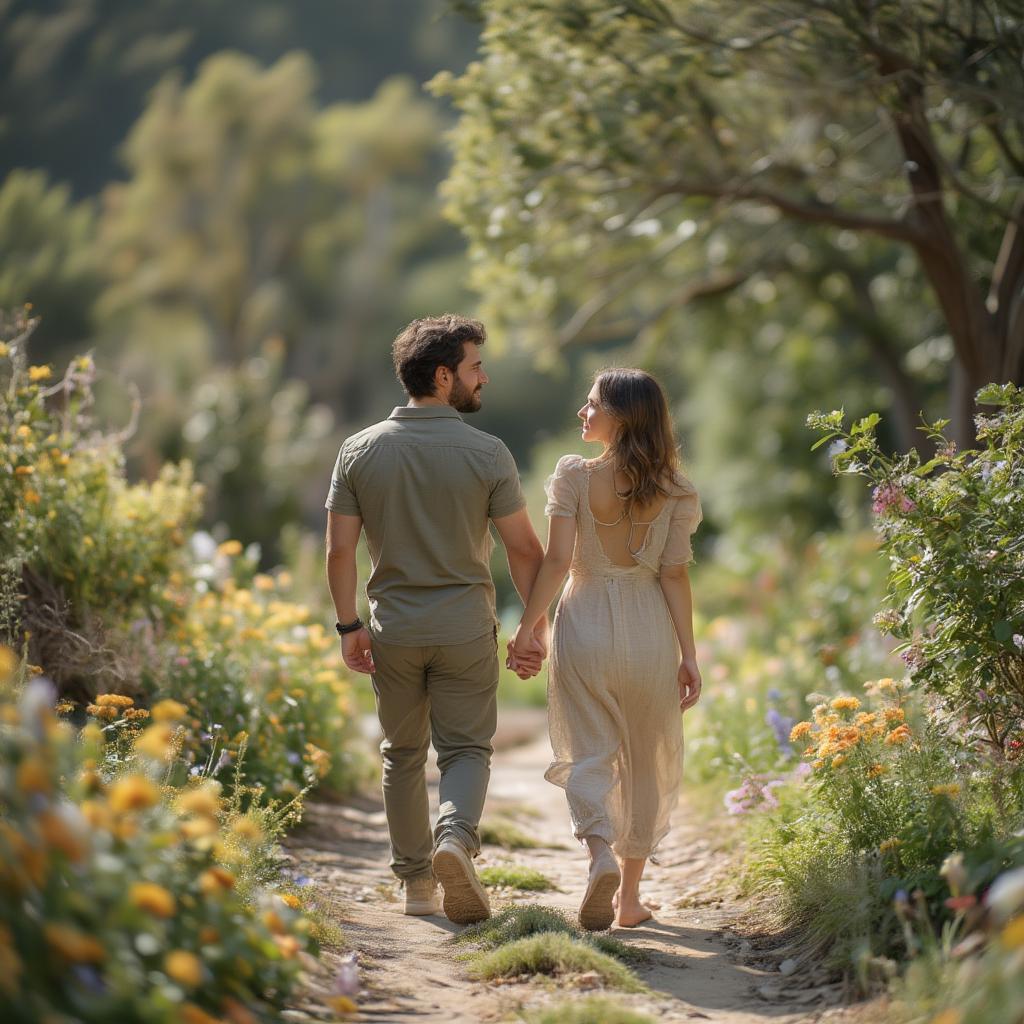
[544,454,702,859]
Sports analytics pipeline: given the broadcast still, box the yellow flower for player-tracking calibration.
[96,693,134,708]
[831,696,861,712]
[134,722,176,760]
[14,465,34,476]
[280,893,301,909]
[327,995,358,1015]
[929,1011,963,1024]
[130,881,176,918]
[0,645,17,680]
[867,763,888,778]
[879,837,903,854]
[23,488,40,506]
[38,810,87,862]
[165,950,203,988]
[108,775,160,812]
[151,699,187,722]
[217,539,243,557]
[44,923,106,963]
[230,816,264,843]
[930,783,962,799]
[883,706,906,724]
[877,678,897,691]
[15,424,32,439]
[28,365,52,382]
[253,574,275,591]
[176,783,222,818]
[180,817,218,842]
[831,754,847,768]
[86,703,119,721]
[789,721,813,742]
[16,757,51,795]
[1001,915,1024,950]
[0,342,8,358]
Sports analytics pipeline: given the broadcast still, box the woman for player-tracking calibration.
[509,368,702,930]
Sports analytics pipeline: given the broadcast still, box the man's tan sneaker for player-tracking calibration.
[431,840,490,925]
[403,876,441,916]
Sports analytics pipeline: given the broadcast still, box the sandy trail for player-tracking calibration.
[282,709,844,1023]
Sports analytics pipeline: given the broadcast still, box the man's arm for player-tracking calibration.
[326,511,374,674]
[491,507,545,607]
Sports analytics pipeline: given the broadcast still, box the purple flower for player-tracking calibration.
[766,707,795,754]
[724,775,786,815]
[334,952,360,996]
[286,751,302,765]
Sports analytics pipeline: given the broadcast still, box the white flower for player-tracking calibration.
[828,439,848,457]
[985,866,1024,920]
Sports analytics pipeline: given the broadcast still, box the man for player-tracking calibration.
[325,314,546,925]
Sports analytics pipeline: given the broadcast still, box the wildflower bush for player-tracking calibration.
[0,311,201,690]
[145,548,362,798]
[0,673,314,1023]
[684,530,899,794]
[1,317,365,801]
[808,383,1024,754]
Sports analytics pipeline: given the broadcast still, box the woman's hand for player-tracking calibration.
[507,622,545,679]
[678,656,701,711]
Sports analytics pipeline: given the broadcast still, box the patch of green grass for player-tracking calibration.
[454,905,642,964]
[478,865,555,891]
[479,816,544,850]
[525,997,656,1024]
[466,933,646,992]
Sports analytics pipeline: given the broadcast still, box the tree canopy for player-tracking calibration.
[436,0,1024,442]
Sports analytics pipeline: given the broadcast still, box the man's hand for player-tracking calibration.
[678,656,702,711]
[342,627,375,675]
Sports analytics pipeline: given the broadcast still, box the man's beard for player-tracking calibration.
[449,377,482,413]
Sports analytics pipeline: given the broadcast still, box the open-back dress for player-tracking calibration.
[543,454,702,859]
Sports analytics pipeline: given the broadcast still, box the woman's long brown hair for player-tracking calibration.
[595,368,681,510]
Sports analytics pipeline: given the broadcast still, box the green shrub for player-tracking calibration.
[479,816,547,850]
[525,997,656,1024]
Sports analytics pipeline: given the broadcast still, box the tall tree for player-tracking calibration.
[436,0,1024,443]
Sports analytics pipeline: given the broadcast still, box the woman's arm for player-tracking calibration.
[510,515,576,657]
[659,563,701,710]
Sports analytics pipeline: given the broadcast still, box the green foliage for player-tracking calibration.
[524,998,656,1024]
[478,865,555,891]
[465,932,646,991]
[0,678,312,1023]
[808,385,1024,753]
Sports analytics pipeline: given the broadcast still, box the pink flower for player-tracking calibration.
[872,482,915,516]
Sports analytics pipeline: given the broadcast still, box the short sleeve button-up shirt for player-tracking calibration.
[326,405,525,645]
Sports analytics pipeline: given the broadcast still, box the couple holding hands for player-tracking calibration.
[325,314,701,932]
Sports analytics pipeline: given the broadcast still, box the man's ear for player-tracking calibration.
[434,364,450,395]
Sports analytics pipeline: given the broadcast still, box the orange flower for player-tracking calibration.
[179,1004,222,1024]
[130,882,175,918]
[15,757,51,795]
[44,924,105,963]
[199,866,235,895]
[152,699,187,723]
[165,950,203,988]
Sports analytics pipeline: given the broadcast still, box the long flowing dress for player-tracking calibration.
[543,454,702,859]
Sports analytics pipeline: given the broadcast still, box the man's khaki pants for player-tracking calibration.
[369,630,499,882]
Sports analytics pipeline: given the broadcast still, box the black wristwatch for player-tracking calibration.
[335,618,364,636]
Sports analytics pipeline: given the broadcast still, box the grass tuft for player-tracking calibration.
[478,816,546,849]
[454,904,642,964]
[525,997,657,1024]
[478,865,555,891]
[465,932,646,992]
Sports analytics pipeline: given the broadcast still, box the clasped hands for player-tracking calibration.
[506,621,548,680]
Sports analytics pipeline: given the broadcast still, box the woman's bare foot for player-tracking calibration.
[615,896,653,928]
[612,892,660,912]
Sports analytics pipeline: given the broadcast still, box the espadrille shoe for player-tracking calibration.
[578,845,620,931]
[431,840,490,925]
[403,876,441,916]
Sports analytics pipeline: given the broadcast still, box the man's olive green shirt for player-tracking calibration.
[325,405,525,646]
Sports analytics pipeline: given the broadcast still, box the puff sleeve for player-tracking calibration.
[660,488,702,567]
[543,454,584,518]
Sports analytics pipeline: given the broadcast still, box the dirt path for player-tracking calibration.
[282,710,848,1023]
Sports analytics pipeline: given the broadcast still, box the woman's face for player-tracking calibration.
[578,385,617,445]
